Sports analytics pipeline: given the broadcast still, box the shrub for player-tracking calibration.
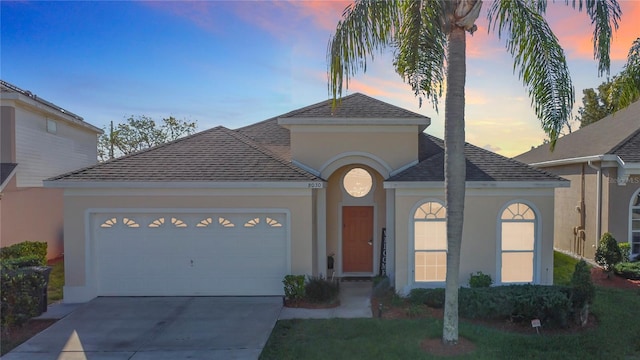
[469,271,492,288]
[0,241,47,266]
[614,261,640,280]
[372,276,391,297]
[570,260,595,305]
[405,304,426,318]
[0,255,43,270]
[569,260,595,326]
[0,267,48,328]
[595,233,622,272]
[408,288,445,308]
[304,276,339,303]
[619,242,631,263]
[282,275,305,302]
[458,285,571,328]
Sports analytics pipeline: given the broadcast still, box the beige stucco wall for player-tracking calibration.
[289,126,419,173]
[393,188,556,293]
[325,164,386,275]
[543,164,600,259]
[542,163,639,259]
[0,177,64,259]
[62,189,314,302]
[606,170,640,244]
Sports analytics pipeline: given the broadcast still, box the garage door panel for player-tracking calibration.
[94,212,288,296]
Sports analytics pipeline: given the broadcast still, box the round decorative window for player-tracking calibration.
[343,168,373,198]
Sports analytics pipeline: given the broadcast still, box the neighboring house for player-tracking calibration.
[0,80,102,259]
[45,93,567,303]
[516,100,640,260]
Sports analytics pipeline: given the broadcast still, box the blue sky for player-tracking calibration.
[2,1,638,157]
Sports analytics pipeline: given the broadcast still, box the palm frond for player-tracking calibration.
[565,0,621,76]
[488,0,574,149]
[327,0,400,101]
[618,37,640,108]
[393,0,447,110]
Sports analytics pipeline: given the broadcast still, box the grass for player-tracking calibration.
[47,258,64,304]
[261,252,640,359]
[554,251,581,285]
[262,288,640,360]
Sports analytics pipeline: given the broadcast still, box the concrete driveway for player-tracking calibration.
[3,296,282,360]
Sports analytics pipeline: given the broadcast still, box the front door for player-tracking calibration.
[342,206,374,273]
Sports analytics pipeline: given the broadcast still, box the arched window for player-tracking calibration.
[413,201,447,282]
[500,202,536,283]
[631,190,640,256]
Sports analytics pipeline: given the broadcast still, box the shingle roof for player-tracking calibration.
[237,117,291,160]
[515,100,640,164]
[48,93,565,185]
[388,134,566,182]
[48,127,319,182]
[1,163,17,188]
[280,93,428,119]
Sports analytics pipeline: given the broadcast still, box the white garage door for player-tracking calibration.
[93,211,288,296]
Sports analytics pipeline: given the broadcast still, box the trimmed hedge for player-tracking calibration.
[0,241,47,266]
[304,276,339,303]
[614,261,640,280]
[408,288,445,308]
[0,241,50,328]
[410,285,573,328]
[0,266,48,328]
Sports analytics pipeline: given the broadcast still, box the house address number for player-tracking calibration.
[307,182,324,188]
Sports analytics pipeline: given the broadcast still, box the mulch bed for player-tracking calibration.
[283,299,340,309]
[0,319,56,356]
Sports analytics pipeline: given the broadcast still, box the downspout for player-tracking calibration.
[587,160,602,247]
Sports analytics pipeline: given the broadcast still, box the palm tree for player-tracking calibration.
[328,0,620,345]
[617,37,640,108]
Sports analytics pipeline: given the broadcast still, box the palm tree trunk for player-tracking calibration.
[442,25,466,345]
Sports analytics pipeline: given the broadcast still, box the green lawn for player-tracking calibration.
[47,259,64,304]
[554,251,581,285]
[261,252,640,359]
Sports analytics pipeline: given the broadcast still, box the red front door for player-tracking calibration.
[342,206,374,273]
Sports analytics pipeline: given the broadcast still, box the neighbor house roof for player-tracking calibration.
[48,93,565,187]
[0,163,17,191]
[0,79,102,134]
[515,100,640,165]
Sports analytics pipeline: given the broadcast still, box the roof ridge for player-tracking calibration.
[275,94,356,118]
[224,128,320,180]
[608,126,640,155]
[47,126,227,181]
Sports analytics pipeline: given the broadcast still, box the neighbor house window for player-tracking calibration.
[46,119,57,134]
[500,202,536,283]
[413,201,447,282]
[631,190,640,256]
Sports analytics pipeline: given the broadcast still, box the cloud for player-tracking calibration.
[548,0,640,61]
[482,144,502,153]
[142,1,221,34]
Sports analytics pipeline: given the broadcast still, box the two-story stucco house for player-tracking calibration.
[1,80,102,259]
[516,100,640,260]
[46,93,567,303]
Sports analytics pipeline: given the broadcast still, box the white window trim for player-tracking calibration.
[409,199,447,287]
[629,188,640,257]
[496,200,540,285]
